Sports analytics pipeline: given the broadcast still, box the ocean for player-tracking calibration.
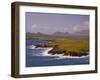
[26,38,89,67]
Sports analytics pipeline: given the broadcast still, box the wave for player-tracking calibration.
[27,45,66,59]
[38,47,53,56]
[27,45,36,49]
[63,55,89,59]
[27,45,89,59]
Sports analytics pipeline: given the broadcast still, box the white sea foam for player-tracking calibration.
[63,55,89,59]
[39,48,53,56]
[27,45,36,49]
[27,45,89,59]
[34,48,66,58]
[28,46,65,58]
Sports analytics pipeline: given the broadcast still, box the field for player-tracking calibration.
[26,33,89,54]
[47,38,89,53]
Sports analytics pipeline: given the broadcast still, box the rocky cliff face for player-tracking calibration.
[35,44,88,57]
[48,45,88,56]
[48,45,67,55]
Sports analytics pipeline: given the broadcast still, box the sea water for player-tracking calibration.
[26,39,89,67]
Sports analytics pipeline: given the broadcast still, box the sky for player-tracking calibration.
[25,12,89,34]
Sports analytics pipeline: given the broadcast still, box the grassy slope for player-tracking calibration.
[48,38,89,52]
[49,40,89,57]
[26,33,89,53]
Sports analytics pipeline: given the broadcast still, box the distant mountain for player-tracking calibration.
[26,32,46,39]
[51,32,70,37]
[26,30,89,39]
[50,30,89,39]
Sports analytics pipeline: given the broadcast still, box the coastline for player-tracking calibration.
[27,45,89,58]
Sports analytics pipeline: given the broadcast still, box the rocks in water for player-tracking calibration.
[67,51,89,56]
[67,51,80,56]
[48,45,67,55]
[35,44,88,57]
[79,52,89,56]
[35,44,52,48]
[48,45,88,56]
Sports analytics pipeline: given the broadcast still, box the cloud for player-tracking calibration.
[30,21,89,34]
[72,21,89,33]
[31,24,51,34]
[32,24,37,29]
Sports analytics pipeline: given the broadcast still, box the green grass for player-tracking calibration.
[47,38,89,52]
[26,33,89,53]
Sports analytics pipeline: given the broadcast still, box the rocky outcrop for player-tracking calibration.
[48,45,88,56]
[35,44,53,48]
[67,51,80,56]
[35,44,88,56]
[48,45,67,55]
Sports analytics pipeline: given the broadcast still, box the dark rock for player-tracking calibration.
[79,52,88,56]
[68,51,80,56]
[36,44,88,57]
[35,44,52,48]
[48,45,67,55]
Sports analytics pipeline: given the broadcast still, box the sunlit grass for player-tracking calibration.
[27,33,89,53]
[48,38,89,52]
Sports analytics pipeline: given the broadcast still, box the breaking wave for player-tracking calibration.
[27,45,89,59]
[27,45,66,59]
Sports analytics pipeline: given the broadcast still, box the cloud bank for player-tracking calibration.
[71,21,89,33]
[30,21,89,34]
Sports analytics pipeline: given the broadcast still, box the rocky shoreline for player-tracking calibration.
[35,44,88,57]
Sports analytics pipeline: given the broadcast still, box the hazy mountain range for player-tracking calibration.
[26,29,89,39]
